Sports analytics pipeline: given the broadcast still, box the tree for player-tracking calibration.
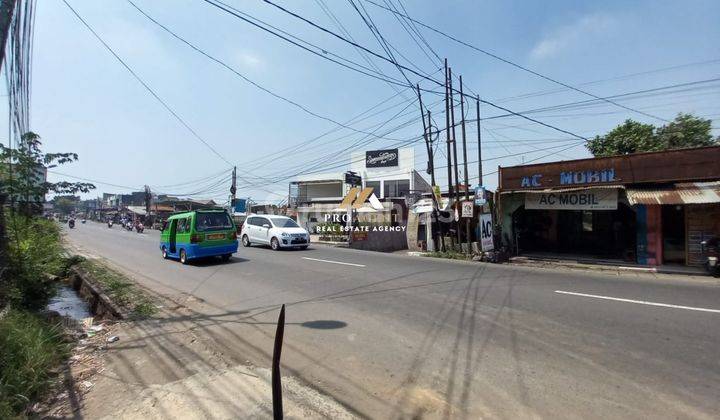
[53,197,76,215]
[0,132,95,214]
[586,113,719,157]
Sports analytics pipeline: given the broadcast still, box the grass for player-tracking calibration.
[0,309,69,418]
[77,259,157,320]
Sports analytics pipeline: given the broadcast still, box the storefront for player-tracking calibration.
[497,146,720,266]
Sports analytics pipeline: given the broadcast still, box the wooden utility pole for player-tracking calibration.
[459,76,471,254]
[448,68,461,247]
[443,59,454,250]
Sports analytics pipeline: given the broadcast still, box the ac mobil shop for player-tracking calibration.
[497,146,720,267]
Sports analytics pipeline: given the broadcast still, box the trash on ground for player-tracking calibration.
[107,336,119,343]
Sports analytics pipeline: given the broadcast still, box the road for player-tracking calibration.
[65,221,720,419]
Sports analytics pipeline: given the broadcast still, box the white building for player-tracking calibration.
[290,147,431,230]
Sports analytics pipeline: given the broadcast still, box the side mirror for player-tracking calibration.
[262,223,271,228]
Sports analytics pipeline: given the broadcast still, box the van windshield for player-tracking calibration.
[271,218,299,228]
[196,212,233,232]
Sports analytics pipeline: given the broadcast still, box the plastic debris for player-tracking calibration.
[106,336,119,343]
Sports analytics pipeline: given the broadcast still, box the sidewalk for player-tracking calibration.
[48,262,355,419]
[508,255,709,276]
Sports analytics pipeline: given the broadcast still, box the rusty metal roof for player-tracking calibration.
[626,181,720,205]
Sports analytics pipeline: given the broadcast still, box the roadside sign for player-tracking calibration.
[461,201,473,218]
[474,185,486,206]
[432,185,442,204]
[479,213,494,251]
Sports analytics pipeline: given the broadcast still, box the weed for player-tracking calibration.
[0,309,68,417]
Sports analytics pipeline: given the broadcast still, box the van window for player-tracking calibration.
[177,218,187,233]
[196,212,233,232]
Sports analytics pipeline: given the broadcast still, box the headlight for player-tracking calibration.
[281,232,289,237]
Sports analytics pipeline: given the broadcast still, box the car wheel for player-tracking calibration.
[180,249,188,264]
[221,253,232,262]
[162,246,168,259]
[242,235,251,247]
[270,237,280,251]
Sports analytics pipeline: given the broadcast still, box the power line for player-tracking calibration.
[255,0,593,142]
[362,0,671,123]
[61,0,234,167]
[126,0,409,142]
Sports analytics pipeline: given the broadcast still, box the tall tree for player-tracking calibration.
[0,132,94,214]
[586,113,719,157]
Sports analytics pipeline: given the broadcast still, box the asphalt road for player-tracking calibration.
[65,221,720,419]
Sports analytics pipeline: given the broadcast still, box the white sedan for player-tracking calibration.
[240,215,310,250]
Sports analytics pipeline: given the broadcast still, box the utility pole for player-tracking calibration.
[230,166,237,211]
[448,68,461,247]
[460,76,471,254]
[476,96,483,187]
[443,59,454,250]
[417,84,439,252]
[144,185,152,225]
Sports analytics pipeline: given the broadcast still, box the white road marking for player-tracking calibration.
[555,290,720,314]
[302,257,365,267]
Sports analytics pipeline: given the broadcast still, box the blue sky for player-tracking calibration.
[6,0,719,203]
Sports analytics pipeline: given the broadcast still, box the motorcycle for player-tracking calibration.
[107,220,113,228]
[126,222,133,231]
[700,237,719,277]
[68,219,75,229]
[81,219,87,224]
[135,223,144,234]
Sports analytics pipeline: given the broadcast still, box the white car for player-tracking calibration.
[241,215,310,250]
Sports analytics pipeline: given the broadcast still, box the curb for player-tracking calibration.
[508,257,708,277]
[69,266,126,320]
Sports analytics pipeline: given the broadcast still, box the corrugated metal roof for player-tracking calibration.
[626,181,720,205]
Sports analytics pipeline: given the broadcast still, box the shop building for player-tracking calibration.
[497,146,720,267]
[289,147,431,231]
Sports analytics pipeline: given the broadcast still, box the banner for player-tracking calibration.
[524,188,618,210]
[479,213,494,251]
[365,148,399,168]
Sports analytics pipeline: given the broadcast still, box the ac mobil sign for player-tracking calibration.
[525,188,618,210]
[520,168,616,188]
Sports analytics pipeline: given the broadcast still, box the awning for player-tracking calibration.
[626,181,720,205]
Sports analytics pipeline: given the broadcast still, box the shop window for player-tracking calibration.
[366,181,381,195]
[384,179,410,198]
[582,211,593,232]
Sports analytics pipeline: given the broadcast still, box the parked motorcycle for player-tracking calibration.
[68,219,75,229]
[700,237,719,277]
[81,219,86,224]
[107,220,113,228]
[135,223,144,234]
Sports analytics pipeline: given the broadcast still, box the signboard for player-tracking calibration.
[479,213,494,251]
[500,146,720,190]
[524,188,618,210]
[366,148,399,168]
[432,185,442,205]
[344,172,362,186]
[461,201,473,218]
[233,199,247,213]
[474,185,486,206]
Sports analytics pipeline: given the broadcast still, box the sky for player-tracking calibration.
[5,0,720,203]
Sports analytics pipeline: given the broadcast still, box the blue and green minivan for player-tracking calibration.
[160,209,238,264]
